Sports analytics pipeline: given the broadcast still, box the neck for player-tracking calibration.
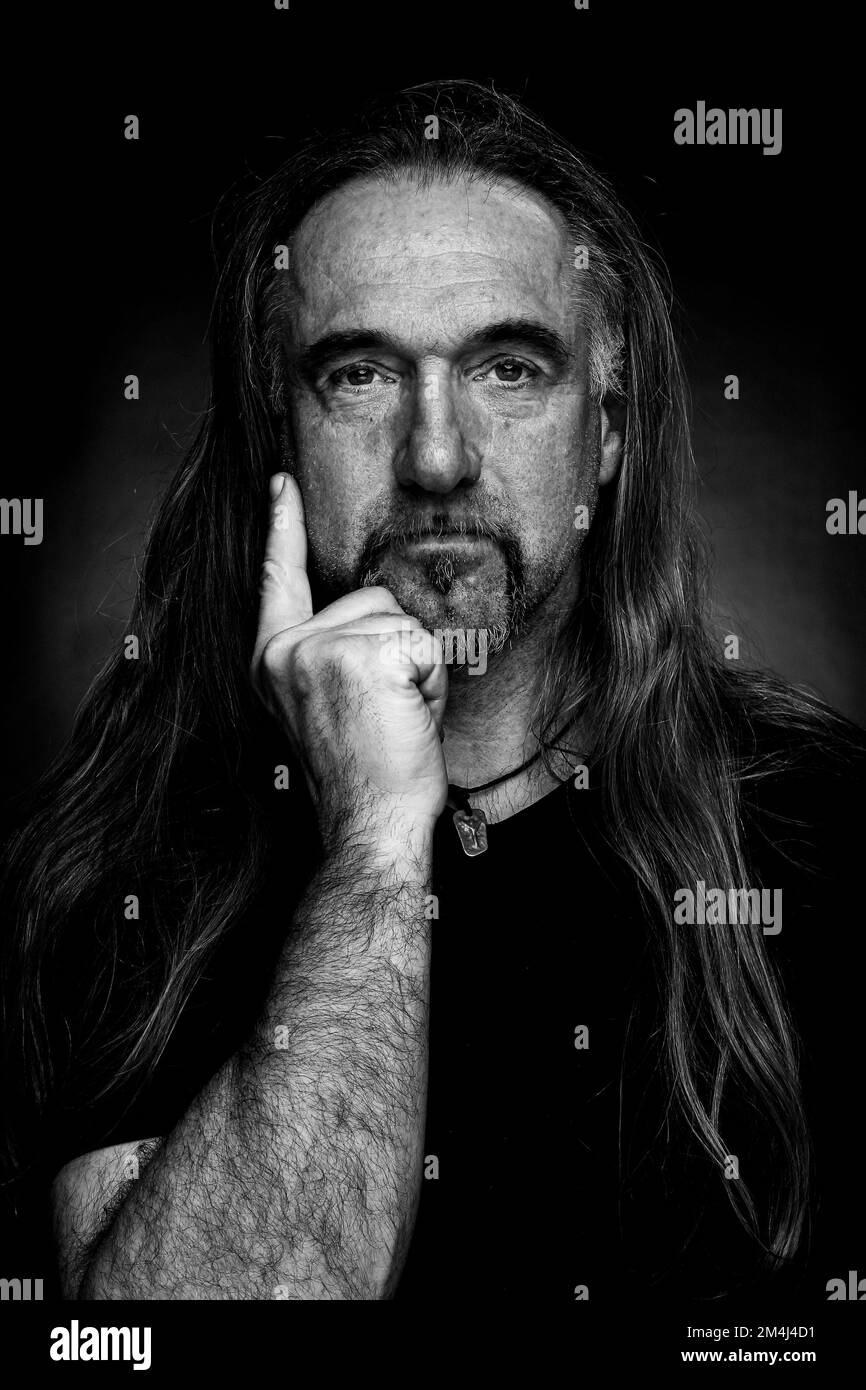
[442,599,580,824]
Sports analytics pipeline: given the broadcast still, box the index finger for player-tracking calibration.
[256,473,314,643]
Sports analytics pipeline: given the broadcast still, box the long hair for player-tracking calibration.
[1,79,854,1274]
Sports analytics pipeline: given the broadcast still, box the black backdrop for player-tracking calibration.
[1,0,864,1359]
[2,4,864,819]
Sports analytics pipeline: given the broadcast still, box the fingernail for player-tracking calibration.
[269,473,286,501]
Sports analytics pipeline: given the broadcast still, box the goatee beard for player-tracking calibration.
[357,551,529,660]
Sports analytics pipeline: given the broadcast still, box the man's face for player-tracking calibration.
[278,173,619,650]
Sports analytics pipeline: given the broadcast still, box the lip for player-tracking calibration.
[396,534,494,553]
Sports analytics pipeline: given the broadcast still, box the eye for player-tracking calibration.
[328,362,395,392]
[476,356,539,389]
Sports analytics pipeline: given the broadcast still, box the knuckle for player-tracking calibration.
[413,632,439,665]
[259,557,287,597]
[260,633,288,679]
[260,633,310,697]
[284,636,318,692]
[378,622,434,667]
[322,637,366,681]
[365,584,400,610]
[255,634,318,707]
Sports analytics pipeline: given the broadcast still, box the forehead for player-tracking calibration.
[283,173,578,345]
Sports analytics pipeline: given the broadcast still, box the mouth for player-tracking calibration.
[394,534,497,557]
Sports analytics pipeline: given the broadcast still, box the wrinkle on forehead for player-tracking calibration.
[277,173,582,344]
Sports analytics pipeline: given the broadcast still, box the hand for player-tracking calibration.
[251,474,449,851]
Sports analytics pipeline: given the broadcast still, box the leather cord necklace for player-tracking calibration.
[446,725,580,857]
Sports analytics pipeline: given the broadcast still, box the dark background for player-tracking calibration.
[1,3,864,1357]
[2,1,863,816]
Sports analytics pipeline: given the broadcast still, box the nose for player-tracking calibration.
[393,365,481,494]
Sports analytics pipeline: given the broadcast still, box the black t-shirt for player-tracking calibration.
[15,725,866,1303]
[396,761,864,1304]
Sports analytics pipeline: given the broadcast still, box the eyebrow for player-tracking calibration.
[290,318,575,380]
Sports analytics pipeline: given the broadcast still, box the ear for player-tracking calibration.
[598,398,625,487]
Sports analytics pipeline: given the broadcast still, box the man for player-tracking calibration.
[2,80,862,1302]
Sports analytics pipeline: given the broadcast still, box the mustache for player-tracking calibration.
[354,506,527,604]
[363,512,511,551]
[348,492,526,598]
[356,512,515,590]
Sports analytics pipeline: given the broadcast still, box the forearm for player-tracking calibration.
[77,834,432,1300]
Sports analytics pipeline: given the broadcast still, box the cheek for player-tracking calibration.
[491,414,597,556]
[292,408,395,565]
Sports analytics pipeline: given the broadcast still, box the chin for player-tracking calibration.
[388,580,508,634]
[394,589,524,669]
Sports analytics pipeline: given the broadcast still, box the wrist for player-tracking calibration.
[324,808,435,879]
